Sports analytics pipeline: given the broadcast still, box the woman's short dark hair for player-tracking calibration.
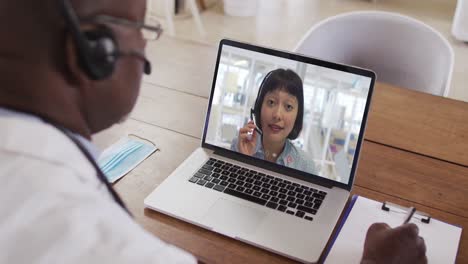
[253,68,304,140]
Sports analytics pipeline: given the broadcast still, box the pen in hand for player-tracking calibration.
[403,207,416,224]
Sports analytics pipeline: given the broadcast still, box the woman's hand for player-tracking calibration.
[237,120,259,156]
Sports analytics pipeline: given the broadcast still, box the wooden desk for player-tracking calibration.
[95,78,467,263]
[366,83,468,166]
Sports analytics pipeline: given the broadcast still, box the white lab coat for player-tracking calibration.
[0,113,196,264]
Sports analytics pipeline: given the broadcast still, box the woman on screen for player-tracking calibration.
[231,68,316,174]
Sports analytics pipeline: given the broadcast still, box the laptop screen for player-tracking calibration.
[203,40,375,188]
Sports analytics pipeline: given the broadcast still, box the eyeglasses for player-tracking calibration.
[82,14,163,41]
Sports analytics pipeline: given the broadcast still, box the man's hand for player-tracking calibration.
[361,223,427,264]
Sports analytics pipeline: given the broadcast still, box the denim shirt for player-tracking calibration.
[231,136,316,175]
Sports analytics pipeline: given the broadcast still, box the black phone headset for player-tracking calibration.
[55,0,132,215]
[59,0,119,80]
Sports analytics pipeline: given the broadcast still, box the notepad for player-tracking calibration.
[324,196,462,264]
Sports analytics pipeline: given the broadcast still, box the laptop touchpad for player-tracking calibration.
[202,198,267,237]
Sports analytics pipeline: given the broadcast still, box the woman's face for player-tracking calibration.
[260,88,299,145]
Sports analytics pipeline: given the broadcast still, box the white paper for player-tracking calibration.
[325,196,462,264]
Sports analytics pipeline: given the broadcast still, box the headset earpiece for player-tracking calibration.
[81,26,118,80]
[59,0,117,80]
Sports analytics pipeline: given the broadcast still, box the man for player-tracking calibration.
[0,0,427,263]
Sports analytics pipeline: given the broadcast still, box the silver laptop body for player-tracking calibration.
[145,39,376,263]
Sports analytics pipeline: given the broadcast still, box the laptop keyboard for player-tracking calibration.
[188,158,327,222]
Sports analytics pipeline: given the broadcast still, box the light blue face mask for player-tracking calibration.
[97,136,158,183]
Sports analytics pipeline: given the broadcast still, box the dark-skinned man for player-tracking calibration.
[0,0,426,263]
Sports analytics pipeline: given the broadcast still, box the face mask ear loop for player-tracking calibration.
[128,134,158,148]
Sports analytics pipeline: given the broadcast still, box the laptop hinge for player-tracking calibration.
[213,148,335,189]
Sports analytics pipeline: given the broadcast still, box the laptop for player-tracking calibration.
[144,39,376,263]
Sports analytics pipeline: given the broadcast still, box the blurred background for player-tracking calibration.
[146,0,468,102]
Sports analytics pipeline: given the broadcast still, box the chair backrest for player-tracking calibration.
[295,11,454,96]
